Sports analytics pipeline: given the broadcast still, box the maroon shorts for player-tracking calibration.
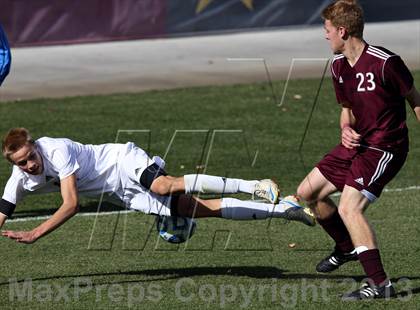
[316,144,407,202]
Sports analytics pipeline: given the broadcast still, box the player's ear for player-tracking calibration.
[338,26,348,40]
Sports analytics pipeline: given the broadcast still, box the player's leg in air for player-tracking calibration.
[149,174,315,226]
[122,149,315,226]
[174,193,315,226]
[150,173,280,203]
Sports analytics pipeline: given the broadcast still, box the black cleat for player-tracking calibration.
[342,281,396,301]
[279,196,316,227]
[316,249,358,273]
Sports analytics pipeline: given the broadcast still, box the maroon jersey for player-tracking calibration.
[331,43,414,151]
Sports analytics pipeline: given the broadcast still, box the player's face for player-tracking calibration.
[324,20,345,54]
[9,143,43,175]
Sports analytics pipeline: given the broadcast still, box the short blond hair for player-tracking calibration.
[2,128,34,162]
[322,0,364,39]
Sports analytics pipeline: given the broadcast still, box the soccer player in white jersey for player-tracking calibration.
[0,128,315,244]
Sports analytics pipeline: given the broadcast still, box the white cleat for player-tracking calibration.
[279,195,316,227]
[254,179,280,204]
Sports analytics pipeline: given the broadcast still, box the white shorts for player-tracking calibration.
[128,191,173,216]
[116,142,172,216]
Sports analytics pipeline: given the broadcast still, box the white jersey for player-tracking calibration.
[2,137,158,205]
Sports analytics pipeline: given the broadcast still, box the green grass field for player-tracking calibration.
[0,72,419,309]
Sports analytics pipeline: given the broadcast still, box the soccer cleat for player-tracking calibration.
[254,179,279,204]
[278,195,316,226]
[316,248,358,273]
[341,281,396,301]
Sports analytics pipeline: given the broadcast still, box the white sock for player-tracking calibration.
[220,198,286,220]
[184,174,257,194]
[354,245,369,255]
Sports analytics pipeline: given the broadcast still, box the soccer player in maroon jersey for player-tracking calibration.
[296,0,420,300]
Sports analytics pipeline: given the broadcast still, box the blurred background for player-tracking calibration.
[2,0,419,46]
[0,0,419,101]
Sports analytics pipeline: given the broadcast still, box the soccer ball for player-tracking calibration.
[156,215,196,244]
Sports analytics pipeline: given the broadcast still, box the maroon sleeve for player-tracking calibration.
[383,56,414,97]
[331,61,349,107]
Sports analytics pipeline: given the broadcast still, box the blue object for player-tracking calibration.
[0,25,11,86]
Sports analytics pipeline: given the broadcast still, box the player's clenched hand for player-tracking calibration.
[1,230,38,244]
[341,126,361,149]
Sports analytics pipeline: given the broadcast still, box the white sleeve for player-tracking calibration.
[50,144,80,180]
[2,170,25,205]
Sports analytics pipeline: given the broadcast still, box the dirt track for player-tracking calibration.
[0,20,419,102]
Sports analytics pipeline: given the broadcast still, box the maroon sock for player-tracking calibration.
[317,210,354,253]
[358,249,387,286]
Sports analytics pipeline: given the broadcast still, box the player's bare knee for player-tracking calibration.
[296,184,314,203]
[150,176,172,195]
[337,204,358,219]
[297,188,321,210]
[338,208,349,222]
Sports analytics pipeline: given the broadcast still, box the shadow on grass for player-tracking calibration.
[2,266,410,286]
[395,283,420,299]
[2,267,419,298]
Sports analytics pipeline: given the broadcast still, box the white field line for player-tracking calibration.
[8,210,135,223]
[6,185,420,223]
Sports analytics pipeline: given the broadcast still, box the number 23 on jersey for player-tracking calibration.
[356,72,376,92]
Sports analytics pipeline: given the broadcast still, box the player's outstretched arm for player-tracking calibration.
[406,85,420,122]
[1,174,79,244]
